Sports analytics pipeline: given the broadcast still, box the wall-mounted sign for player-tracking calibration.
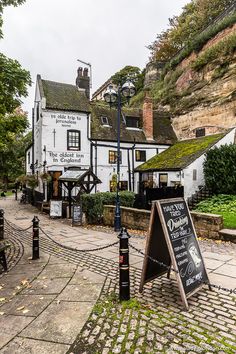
[140,198,210,309]
[50,200,62,218]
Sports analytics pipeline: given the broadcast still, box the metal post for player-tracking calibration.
[114,88,121,232]
[15,183,18,201]
[118,227,130,301]
[32,216,40,259]
[0,209,4,240]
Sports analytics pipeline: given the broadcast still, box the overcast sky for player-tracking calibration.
[1,0,189,118]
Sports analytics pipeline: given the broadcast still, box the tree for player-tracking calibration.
[0,108,30,187]
[149,0,234,62]
[111,65,145,92]
[0,0,26,38]
[203,144,236,194]
[0,0,31,187]
[0,53,31,114]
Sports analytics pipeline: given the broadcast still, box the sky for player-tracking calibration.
[1,0,189,119]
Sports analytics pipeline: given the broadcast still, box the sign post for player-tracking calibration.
[140,198,210,309]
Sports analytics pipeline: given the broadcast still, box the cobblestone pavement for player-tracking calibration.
[1,197,236,353]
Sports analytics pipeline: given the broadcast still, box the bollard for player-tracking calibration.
[0,209,4,240]
[118,227,130,301]
[32,216,40,259]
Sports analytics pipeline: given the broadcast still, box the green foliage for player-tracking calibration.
[0,0,26,38]
[0,53,31,114]
[204,144,236,194]
[149,0,235,64]
[0,112,30,186]
[195,194,236,228]
[111,66,145,93]
[192,33,236,71]
[166,11,236,71]
[81,191,135,224]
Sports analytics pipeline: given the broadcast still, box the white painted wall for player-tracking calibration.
[93,141,168,193]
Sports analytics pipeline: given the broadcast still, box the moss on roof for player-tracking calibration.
[90,102,176,144]
[40,78,90,113]
[136,133,225,171]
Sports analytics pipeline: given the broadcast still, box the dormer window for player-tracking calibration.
[101,116,109,126]
[126,116,139,128]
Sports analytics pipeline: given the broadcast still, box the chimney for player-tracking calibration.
[142,91,153,141]
[76,67,90,99]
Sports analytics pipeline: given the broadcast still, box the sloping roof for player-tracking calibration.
[90,103,177,144]
[38,75,90,113]
[135,133,226,172]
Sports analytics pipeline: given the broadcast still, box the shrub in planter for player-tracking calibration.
[81,191,135,224]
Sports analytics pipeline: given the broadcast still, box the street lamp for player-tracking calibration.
[104,80,136,231]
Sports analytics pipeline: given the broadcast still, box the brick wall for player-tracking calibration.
[103,205,223,240]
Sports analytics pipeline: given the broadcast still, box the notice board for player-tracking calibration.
[140,198,209,309]
[50,200,62,218]
[72,204,82,226]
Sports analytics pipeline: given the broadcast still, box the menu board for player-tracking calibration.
[72,204,82,226]
[140,198,210,309]
[50,200,62,218]
[159,199,208,296]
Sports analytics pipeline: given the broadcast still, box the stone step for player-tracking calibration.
[219,228,236,243]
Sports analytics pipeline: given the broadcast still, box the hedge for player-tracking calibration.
[81,191,135,224]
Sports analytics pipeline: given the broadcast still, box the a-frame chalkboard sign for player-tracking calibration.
[140,198,210,309]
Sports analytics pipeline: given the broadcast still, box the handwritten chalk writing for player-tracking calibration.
[176,251,187,259]
[178,258,189,266]
[167,216,189,232]
[186,272,202,287]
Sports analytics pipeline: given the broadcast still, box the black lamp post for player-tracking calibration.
[104,80,136,231]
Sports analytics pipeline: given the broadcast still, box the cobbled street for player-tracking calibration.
[1,196,236,354]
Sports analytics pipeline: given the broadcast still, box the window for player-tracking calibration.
[196,127,205,137]
[36,103,40,122]
[101,116,109,125]
[126,116,139,128]
[28,152,30,164]
[193,169,197,181]
[135,150,146,162]
[159,173,168,187]
[67,130,80,150]
[109,150,122,164]
[119,181,128,191]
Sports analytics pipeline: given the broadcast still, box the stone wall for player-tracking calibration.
[103,205,223,240]
[103,205,150,231]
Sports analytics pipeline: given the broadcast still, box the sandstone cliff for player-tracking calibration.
[145,17,236,140]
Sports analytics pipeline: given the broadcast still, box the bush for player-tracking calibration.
[166,12,236,72]
[204,144,236,194]
[192,33,236,71]
[81,191,135,224]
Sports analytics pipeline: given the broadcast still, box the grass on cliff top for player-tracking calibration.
[195,194,236,229]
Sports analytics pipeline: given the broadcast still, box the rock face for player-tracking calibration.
[146,22,236,140]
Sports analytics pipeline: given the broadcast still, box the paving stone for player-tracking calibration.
[57,284,102,302]
[20,301,93,344]
[0,337,70,354]
[38,263,76,279]
[0,294,55,316]
[21,277,71,295]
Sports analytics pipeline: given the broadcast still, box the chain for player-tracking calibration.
[39,227,119,252]
[129,242,236,295]
[129,242,178,274]
[4,218,32,232]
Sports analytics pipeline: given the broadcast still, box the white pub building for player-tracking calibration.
[26,68,176,203]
